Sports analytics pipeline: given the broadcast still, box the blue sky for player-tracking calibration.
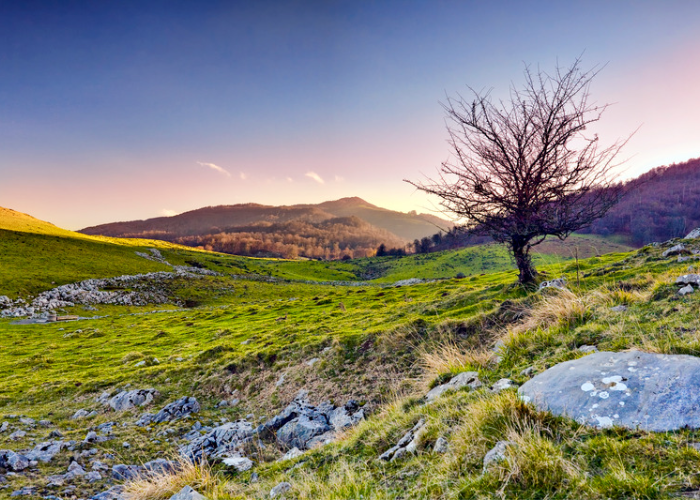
[1,1,699,228]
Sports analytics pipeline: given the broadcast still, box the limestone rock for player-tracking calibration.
[679,284,694,295]
[425,372,481,402]
[676,274,700,286]
[108,389,159,411]
[483,441,514,472]
[279,447,304,461]
[519,351,700,431]
[684,228,700,239]
[222,455,253,472]
[112,464,144,481]
[152,396,200,424]
[578,345,599,353]
[379,419,426,461]
[539,278,567,290]
[0,449,29,471]
[491,378,516,393]
[91,486,125,500]
[663,243,689,258]
[24,440,65,463]
[170,486,207,500]
[180,420,254,462]
[433,437,449,453]
[270,482,292,498]
[257,393,364,451]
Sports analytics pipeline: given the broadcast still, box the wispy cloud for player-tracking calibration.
[161,209,177,216]
[197,161,231,177]
[305,171,325,184]
[286,176,294,183]
[334,175,345,182]
[239,172,247,180]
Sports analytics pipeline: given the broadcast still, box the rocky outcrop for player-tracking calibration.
[0,267,221,318]
[256,392,364,450]
[180,420,255,463]
[519,351,700,431]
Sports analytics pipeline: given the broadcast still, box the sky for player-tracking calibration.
[1,0,699,230]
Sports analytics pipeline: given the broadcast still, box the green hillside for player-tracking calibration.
[2,209,696,500]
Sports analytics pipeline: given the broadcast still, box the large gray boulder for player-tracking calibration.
[519,351,700,431]
[108,389,159,411]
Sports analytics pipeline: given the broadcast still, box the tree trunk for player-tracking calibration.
[512,240,537,284]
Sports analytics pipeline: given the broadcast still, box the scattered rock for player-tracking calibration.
[8,430,25,440]
[679,284,694,296]
[143,458,178,474]
[222,455,253,472]
[257,393,364,451]
[0,450,30,471]
[483,440,514,472]
[433,437,449,454]
[677,274,700,286]
[108,389,159,411]
[663,243,690,258]
[539,278,567,290]
[112,464,144,481]
[91,486,125,500]
[491,378,516,393]
[578,345,599,353]
[151,396,200,424]
[379,419,426,461]
[170,485,207,500]
[24,440,65,463]
[280,447,304,461]
[610,305,628,312]
[425,372,481,402]
[685,228,700,239]
[180,420,255,462]
[270,482,292,498]
[519,351,700,431]
[520,366,535,377]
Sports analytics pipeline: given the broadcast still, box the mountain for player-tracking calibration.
[581,157,700,245]
[79,197,449,259]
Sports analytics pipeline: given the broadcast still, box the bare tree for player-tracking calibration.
[407,59,628,284]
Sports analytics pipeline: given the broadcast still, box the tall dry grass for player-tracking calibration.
[122,458,219,500]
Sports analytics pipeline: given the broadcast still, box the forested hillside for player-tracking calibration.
[582,157,700,245]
